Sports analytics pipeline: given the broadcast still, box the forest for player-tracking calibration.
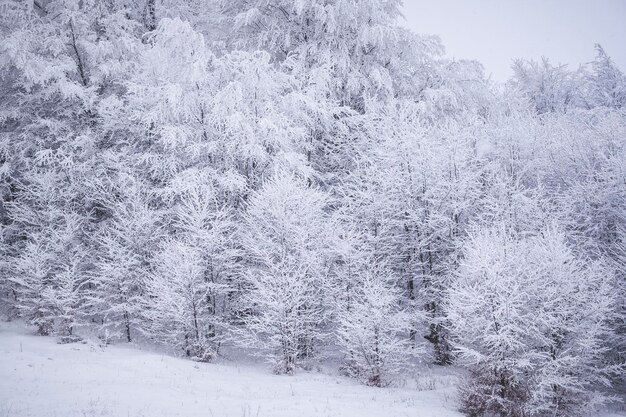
[0,1,624,416]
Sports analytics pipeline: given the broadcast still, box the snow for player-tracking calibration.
[0,321,462,417]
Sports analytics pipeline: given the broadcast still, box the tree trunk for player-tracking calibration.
[123,311,131,342]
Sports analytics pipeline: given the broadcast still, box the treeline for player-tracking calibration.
[0,1,624,416]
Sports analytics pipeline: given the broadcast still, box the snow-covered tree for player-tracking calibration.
[447,226,622,417]
[510,58,582,114]
[336,258,415,386]
[4,165,91,338]
[126,17,313,192]
[221,0,442,109]
[338,99,486,364]
[92,178,161,343]
[8,240,55,335]
[143,240,224,361]
[7,206,89,339]
[0,0,142,339]
[239,172,332,374]
[142,176,236,360]
[610,226,626,381]
[585,44,626,109]
[46,254,88,343]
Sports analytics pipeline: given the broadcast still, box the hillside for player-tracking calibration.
[0,322,462,417]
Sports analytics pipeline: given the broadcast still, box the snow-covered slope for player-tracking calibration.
[0,322,461,417]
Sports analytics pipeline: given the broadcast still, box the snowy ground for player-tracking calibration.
[0,321,462,417]
[2,321,624,417]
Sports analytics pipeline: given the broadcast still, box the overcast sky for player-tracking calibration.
[401,0,626,81]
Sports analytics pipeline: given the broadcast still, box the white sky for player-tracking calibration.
[401,0,626,81]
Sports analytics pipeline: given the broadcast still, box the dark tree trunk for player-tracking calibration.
[123,311,131,342]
